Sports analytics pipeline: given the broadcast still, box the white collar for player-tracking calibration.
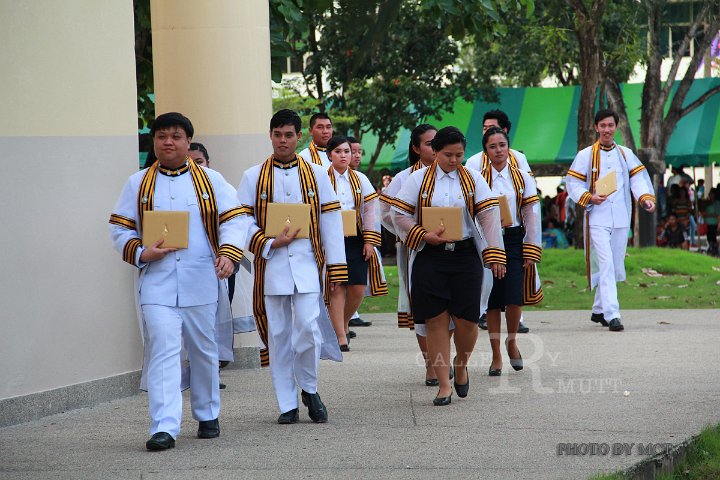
[435,165,457,179]
[491,162,509,179]
[333,167,350,180]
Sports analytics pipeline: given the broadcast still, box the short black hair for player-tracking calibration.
[594,109,619,125]
[431,126,466,152]
[326,135,349,154]
[346,136,360,145]
[189,142,209,161]
[482,126,510,151]
[309,112,332,128]
[150,112,194,138]
[408,124,437,165]
[483,110,511,133]
[270,109,302,133]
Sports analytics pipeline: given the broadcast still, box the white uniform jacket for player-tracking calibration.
[108,159,248,387]
[566,142,655,288]
[237,155,347,366]
[299,142,330,168]
[390,163,505,297]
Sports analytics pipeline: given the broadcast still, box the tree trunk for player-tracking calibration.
[568,0,606,150]
[604,78,636,152]
[365,139,386,176]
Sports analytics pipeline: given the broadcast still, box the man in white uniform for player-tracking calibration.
[566,109,656,331]
[109,112,247,450]
[299,112,333,168]
[465,109,533,333]
[238,109,347,424]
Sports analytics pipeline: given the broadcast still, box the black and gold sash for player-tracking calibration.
[308,141,326,166]
[250,155,336,366]
[114,158,243,266]
[480,150,529,175]
[327,166,387,296]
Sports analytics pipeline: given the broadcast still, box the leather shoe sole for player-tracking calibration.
[146,432,175,451]
[591,313,609,327]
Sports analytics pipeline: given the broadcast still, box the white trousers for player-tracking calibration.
[590,225,629,320]
[265,292,322,413]
[142,303,220,438]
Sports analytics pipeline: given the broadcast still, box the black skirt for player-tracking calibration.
[410,238,482,324]
[488,227,524,309]
[344,236,368,285]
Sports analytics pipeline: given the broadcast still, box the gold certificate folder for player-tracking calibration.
[498,195,513,227]
[421,207,463,241]
[595,170,617,197]
[265,203,311,238]
[341,210,358,237]
[142,211,189,249]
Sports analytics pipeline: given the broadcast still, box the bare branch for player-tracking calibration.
[679,83,720,119]
[660,1,712,102]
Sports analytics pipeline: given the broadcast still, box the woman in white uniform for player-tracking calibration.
[391,127,506,405]
[326,135,384,351]
[480,127,542,376]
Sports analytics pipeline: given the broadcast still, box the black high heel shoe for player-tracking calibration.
[488,365,502,376]
[433,393,452,406]
[506,338,523,371]
[452,357,469,398]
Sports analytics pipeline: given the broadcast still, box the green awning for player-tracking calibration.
[360,77,720,173]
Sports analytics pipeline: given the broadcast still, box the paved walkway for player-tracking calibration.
[1,310,719,479]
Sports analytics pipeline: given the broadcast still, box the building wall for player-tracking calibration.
[0,0,141,422]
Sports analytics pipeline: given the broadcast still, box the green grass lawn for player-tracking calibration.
[359,248,720,314]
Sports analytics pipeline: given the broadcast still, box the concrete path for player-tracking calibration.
[1,309,718,479]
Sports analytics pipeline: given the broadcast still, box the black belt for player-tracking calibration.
[503,226,525,236]
[423,237,475,252]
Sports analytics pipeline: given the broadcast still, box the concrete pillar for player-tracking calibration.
[150,0,272,181]
[0,0,141,424]
[151,0,272,356]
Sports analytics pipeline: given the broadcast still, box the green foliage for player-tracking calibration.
[470,0,644,87]
[134,0,154,130]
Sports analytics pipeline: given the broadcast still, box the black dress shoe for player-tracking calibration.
[146,432,175,451]
[197,418,220,438]
[277,408,299,424]
[301,390,328,423]
[591,312,609,327]
[219,382,226,389]
[433,393,452,406]
[449,366,454,380]
[488,366,502,376]
[608,318,624,331]
[349,317,372,327]
[219,360,230,369]
[518,321,530,334]
[478,314,488,330]
[425,378,439,386]
[347,330,357,339]
[454,368,469,398]
[506,338,523,371]
[340,344,350,352]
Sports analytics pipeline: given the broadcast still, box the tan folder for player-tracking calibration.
[498,195,513,227]
[595,170,617,196]
[421,207,462,241]
[341,209,358,237]
[265,203,311,238]
[142,211,189,249]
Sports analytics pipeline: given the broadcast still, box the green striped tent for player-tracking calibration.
[360,77,720,174]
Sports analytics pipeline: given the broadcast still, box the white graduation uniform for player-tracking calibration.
[237,155,346,414]
[299,141,331,168]
[109,160,248,438]
[566,142,655,320]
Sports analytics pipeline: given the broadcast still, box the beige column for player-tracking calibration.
[151,0,273,182]
[151,0,273,354]
[0,0,141,419]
